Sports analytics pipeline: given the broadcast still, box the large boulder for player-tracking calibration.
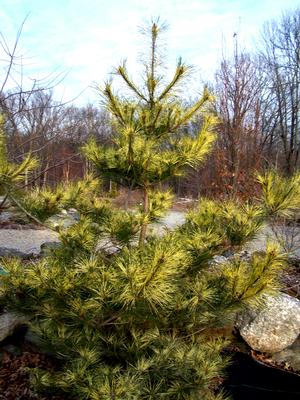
[236,293,300,353]
[0,312,27,342]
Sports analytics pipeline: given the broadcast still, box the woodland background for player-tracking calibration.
[1,8,300,199]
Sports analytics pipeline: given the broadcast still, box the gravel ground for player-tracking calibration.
[0,229,59,256]
[245,225,300,258]
[0,214,299,258]
[155,213,300,259]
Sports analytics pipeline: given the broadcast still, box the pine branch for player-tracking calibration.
[116,62,147,102]
[7,191,53,228]
[158,58,190,101]
[171,88,212,132]
[103,83,126,124]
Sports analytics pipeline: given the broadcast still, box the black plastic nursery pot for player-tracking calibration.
[223,352,300,400]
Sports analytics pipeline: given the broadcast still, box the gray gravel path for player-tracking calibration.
[0,212,299,258]
[0,229,59,255]
[245,225,300,258]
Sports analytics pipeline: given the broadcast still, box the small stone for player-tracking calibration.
[67,208,80,221]
[96,239,120,255]
[209,255,228,266]
[46,209,80,229]
[0,247,30,259]
[237,250,252,261]
[40,241,61,256]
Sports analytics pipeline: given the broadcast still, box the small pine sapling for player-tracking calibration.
[82,22,216,246]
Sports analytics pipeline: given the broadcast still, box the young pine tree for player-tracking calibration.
[1,22,299,400]
[83,22,216,246]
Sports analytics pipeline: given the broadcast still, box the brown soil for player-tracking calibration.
[0,349,69,400]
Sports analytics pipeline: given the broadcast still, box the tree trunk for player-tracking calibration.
[139,187,149,247]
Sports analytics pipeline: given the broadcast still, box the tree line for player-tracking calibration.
[1,7,300,198]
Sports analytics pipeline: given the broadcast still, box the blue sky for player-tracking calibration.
[1,0,299,105]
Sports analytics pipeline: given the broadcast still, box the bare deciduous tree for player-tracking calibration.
[260,8,300,174]
[213,39,265,195]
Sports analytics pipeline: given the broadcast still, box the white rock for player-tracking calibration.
[96,238,120,255]
[236,293,300,353]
